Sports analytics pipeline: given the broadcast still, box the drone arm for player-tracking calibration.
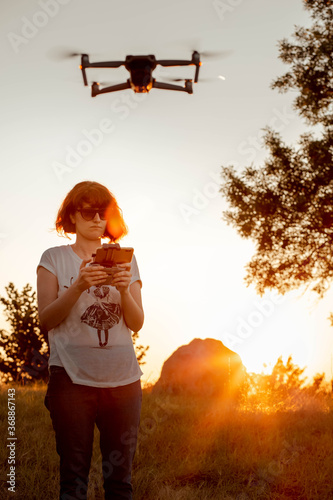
[194,64,200,83]
[80,54,124,86]
[153,80,193,94]
[156,59,194,67]
[87,61,125,68]
[80,54,89,86]
[156,51,201,83]
[92,81,131,97]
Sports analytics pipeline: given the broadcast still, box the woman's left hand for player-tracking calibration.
[111,263,132,295]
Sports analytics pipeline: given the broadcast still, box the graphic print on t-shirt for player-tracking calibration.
[80,285,121,347]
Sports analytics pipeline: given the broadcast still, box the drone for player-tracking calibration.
[79,51,202,97]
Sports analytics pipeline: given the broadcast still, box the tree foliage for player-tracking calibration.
[132,330,150,366]
[246,356,307,396]
[242,356,330,411]
[0,283,49,382]
[272,0,333,128]
[221,0,333,296]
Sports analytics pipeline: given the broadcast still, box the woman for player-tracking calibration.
[37,181,144,500]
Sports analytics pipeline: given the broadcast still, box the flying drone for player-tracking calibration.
[79,51,202,97]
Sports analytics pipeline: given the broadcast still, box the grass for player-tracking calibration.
[1,383,333,500]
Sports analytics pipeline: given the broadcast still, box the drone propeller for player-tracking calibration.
[91,81,120,87]
[168,36,233,59]
[46,47,102,61]
[196,49,232,60]
[164,77,184,82]
[200,76,226,82]
[46,47,81,60]
[163,75,225,83]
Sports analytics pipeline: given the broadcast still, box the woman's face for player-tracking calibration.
[70,202,108,240]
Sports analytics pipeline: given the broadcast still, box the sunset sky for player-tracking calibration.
[1,0,333,385]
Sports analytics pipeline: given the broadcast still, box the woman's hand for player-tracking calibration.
[74,259,108,292]
[37,260,108,331]
[111,264,144,331]
[111,263,132,295]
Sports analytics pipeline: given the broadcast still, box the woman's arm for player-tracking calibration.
[37,260,108,331]
[120,281,144,332]
[37,267,82,331]
[111,263,144,332]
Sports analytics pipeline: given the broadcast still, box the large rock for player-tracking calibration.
[154,338,244,395]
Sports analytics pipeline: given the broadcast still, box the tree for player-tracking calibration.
[0,283,49,383]
[268,355,307,394]
[242,356,332,410]
[220,0,333,296]
[132,331,150,366]
[246,356,307,397]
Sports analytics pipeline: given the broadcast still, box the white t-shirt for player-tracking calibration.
[37,245,143,388]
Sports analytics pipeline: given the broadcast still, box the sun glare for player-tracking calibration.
[225,294,321,378]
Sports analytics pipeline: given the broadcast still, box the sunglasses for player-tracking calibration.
[77,207,108,221]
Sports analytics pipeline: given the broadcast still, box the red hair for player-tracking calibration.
[55,181,128,241]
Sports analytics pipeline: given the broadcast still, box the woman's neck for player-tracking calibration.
[71,239,102,261]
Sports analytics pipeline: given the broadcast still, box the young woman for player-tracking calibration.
[37,181,144,500]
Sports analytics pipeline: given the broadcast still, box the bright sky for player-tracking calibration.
[1,0,333,386]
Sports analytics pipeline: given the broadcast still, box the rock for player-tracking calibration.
[154,338,244,395]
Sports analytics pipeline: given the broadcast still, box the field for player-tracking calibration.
[1,382,333,500]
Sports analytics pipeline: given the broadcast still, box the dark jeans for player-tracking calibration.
[45,366,142,500]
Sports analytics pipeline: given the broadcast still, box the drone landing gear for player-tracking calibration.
[91,80,131,97]
[153,79,193,94]
[91,79,193,97]
[185,80,193,94]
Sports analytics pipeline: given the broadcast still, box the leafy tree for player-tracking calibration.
[242,356,332,410]
[309,372,326,393]
[0,283,49,383]
[132,330,150,366]
[220,0,333,296]
[268,355,307,394]
[244,356,307,397]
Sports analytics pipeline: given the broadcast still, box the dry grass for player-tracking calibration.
[0,383,333,499]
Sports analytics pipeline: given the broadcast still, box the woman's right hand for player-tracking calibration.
[37,260,108,331]
[74,259,108,292]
